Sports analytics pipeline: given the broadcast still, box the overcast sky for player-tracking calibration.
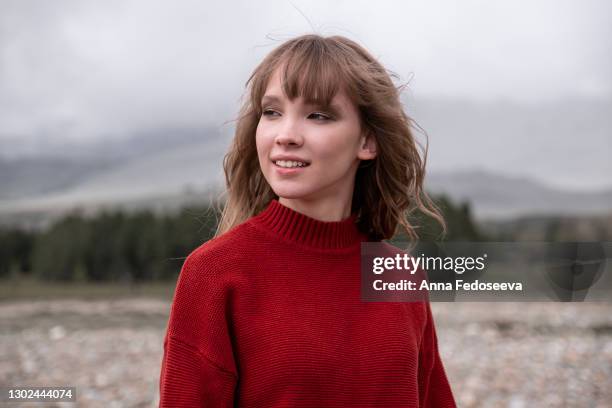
[1,0,610,189]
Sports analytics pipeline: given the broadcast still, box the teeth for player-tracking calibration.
[275,160,308,168]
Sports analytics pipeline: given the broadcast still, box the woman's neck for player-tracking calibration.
[278,196,352,222]
[250,198,363,250]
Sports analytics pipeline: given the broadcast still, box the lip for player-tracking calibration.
[272,160,310,175]
[270,155,311,164]
[270,156,311,175]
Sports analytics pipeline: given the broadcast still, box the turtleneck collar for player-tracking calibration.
[250,199,365,250]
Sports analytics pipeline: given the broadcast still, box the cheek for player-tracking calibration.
[255,123,269,157]
[314,127,361,163]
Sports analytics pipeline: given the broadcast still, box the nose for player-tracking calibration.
[274,117,303,147]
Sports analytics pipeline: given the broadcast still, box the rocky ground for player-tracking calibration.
[1,299,611,407]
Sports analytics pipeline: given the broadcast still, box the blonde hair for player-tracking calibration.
[214,34,446,242]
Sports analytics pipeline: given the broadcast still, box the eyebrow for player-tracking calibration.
[261,94,344,115]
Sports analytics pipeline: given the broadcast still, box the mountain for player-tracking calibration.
[0,136,229,218]
[1,96,611,227]
[1,143,611,229]
[425,169,612,221]
[406,96,612,191]
[0,157,117,200]
[0,127,232,229]
[0,127,219,200]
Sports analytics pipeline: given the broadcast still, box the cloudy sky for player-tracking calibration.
[1,0,610,189]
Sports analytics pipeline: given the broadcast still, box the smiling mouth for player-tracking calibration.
[272,160,311,169]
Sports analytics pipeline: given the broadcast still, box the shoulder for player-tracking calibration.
[170,222,254,317]
[178,220,260,283]
[185,222,248,265]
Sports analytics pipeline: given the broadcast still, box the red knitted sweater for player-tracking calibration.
[159,199,456,407]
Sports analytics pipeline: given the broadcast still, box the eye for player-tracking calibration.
[262,109,280,118]
[309,112,332,121]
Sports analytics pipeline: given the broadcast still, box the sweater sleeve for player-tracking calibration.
[417,301,457,408]
[158,246,238,407]
[159,334,237,407]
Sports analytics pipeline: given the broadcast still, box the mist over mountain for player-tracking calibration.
[408,96,612,192]
[0,126,219,161]
[0,126,225,200]
[0,97,610,228]
[2,96,609,193]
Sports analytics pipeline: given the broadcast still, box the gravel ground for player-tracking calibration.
[1,299,611,407]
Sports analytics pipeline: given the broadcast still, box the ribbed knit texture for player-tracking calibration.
[159,199,456,407]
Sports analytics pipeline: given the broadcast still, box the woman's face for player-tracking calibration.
[256,66,376,209]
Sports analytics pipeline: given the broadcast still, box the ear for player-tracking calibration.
[357,130,377,161]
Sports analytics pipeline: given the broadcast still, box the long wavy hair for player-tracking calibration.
[214,34,446,242]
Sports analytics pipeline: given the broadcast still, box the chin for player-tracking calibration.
[271,187,317,200]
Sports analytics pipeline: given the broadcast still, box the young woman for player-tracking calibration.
[159,34,456,407]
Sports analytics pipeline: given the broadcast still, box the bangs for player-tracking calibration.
[254,38,355,110]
